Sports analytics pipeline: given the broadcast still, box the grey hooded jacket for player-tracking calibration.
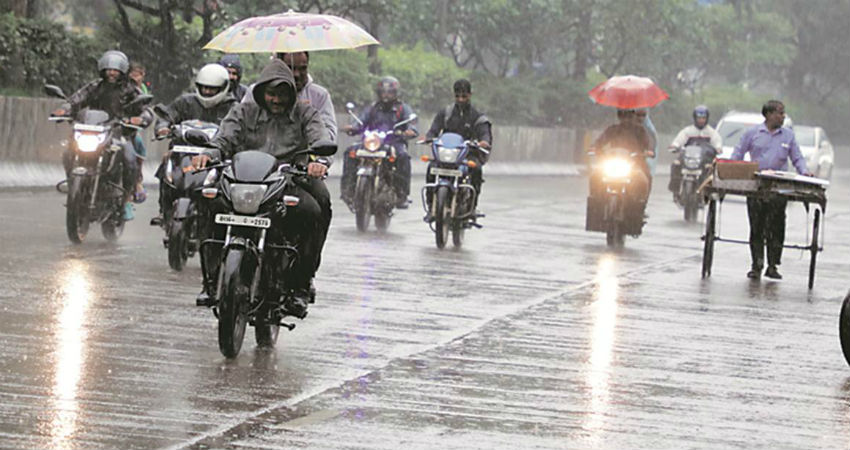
[208,59,329,165]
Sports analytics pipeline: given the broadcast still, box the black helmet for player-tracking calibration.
[218,54,242,77]
[693,105,709,129]
[375,76,400,101]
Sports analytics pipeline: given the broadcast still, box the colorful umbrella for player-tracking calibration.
[588,75,669,109]
[203,10,380,53]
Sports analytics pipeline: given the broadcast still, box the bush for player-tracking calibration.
[0,13,102,96]
[376,44,469,113]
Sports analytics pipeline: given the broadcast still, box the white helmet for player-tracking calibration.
[194,63,230,108]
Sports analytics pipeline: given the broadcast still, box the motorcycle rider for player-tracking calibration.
[341,76,418,209]
[424,78,492,214]
[589,108,653,215]
[150,63,236,226]
[51,50,152,221]
[667,105,722,198]
[218,54,249,102]
[192,59,332,319]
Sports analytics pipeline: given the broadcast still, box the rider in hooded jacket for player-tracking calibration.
[193,59,332,318]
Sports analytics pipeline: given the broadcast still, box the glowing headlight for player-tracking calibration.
[230,184,268,214]
[602,158,632,179]
[438,146,461,163]
[363,134,382,151]
[74,132,106,152]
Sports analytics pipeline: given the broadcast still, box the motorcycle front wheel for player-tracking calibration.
[605,196,624,249]
[65,176,90,244]
[218,249,250,358]
[253,266,279,348]
[354,175,372,232]
[167,218,189,271]
[683,180,698,222]
[839,290,850,366]
[434,186,450,249]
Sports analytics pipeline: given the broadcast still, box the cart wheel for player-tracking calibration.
[808,208,820,290]
[701,199,716,278]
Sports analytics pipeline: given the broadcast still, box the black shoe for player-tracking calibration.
[747,268,761,279]
[396,197,410,209]
[283,289,310,319]
[764,266,783,279]
[308,279,316,304]
[150,215,163,226]
[196,289,214,307]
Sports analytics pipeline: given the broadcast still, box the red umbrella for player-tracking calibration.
[588,75,669,109]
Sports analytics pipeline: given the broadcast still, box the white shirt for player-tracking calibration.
[669,124,722,151]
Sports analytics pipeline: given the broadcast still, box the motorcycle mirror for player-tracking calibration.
[152,104,173,121]
[44,84,67,100]
[345,102,356,111]
[127,94,154,110]
[184,128,212,146]
[309,139,337,157]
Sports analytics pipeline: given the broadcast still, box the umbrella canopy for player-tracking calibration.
[588,75,669,109]
[203,10,380,53]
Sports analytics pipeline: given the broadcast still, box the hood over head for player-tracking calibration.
[252,59,297,113]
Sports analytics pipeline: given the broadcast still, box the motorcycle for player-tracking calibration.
[344,102,417,232]
[585,147,645,249]
[199,142,336,358]
[45,84,152,244]
[671,137,717,222]
[419,133,485,249]
[151,105,220,271]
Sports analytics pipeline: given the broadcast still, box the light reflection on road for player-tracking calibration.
[49,260,93,450]
[583,255,619,440]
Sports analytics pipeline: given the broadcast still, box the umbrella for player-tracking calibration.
[588,75,669,109]
[203,10,380,53]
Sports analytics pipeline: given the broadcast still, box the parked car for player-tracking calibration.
[792,125,833,180]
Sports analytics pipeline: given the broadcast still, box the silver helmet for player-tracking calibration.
[97,50,129,75]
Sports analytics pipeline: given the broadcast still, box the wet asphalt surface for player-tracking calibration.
[1,169,849,449]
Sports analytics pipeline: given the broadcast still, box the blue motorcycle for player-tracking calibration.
[419,133,485,249]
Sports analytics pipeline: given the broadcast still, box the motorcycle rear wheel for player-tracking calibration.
[65,176,90,244]
[374,209,391,232]
[354,176,372,232]
[254,267,279,348]
[218,249,249,358]
[434,186,450,249]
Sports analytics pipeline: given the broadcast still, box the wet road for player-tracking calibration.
[1,170,849,449]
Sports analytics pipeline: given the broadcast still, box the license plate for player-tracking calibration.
[172,145,206,154]
[215,214,271,228]
[355,149,386,158]
[430,167,462,177]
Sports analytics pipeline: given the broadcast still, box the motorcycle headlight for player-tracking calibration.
[203,168,218,186]
[230,184,268,214]
[363,134,382,151]
[74,132,106,152]
[602,158,632,179]
[437,146,461,163]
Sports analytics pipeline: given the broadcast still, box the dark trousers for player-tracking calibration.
[341,143,410,200]
[200,178,328,294]
[746,196,788,269]
[63,142,137,196]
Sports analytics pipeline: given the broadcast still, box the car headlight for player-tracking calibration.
[230,184,268,214]
[74,132,106,152]
[602,158,632,179]
[363,134,382,151]
[438,146,460,163]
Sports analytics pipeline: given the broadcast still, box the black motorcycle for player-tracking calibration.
[45,84,152,244]
[671,137,717,221]
[420,133,484,249]
[199,143,336,358]
[344,102,417,232]
[152,106,220,271]
[585,147,645,249]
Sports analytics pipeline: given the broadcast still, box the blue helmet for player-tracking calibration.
[693,105,709,129]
